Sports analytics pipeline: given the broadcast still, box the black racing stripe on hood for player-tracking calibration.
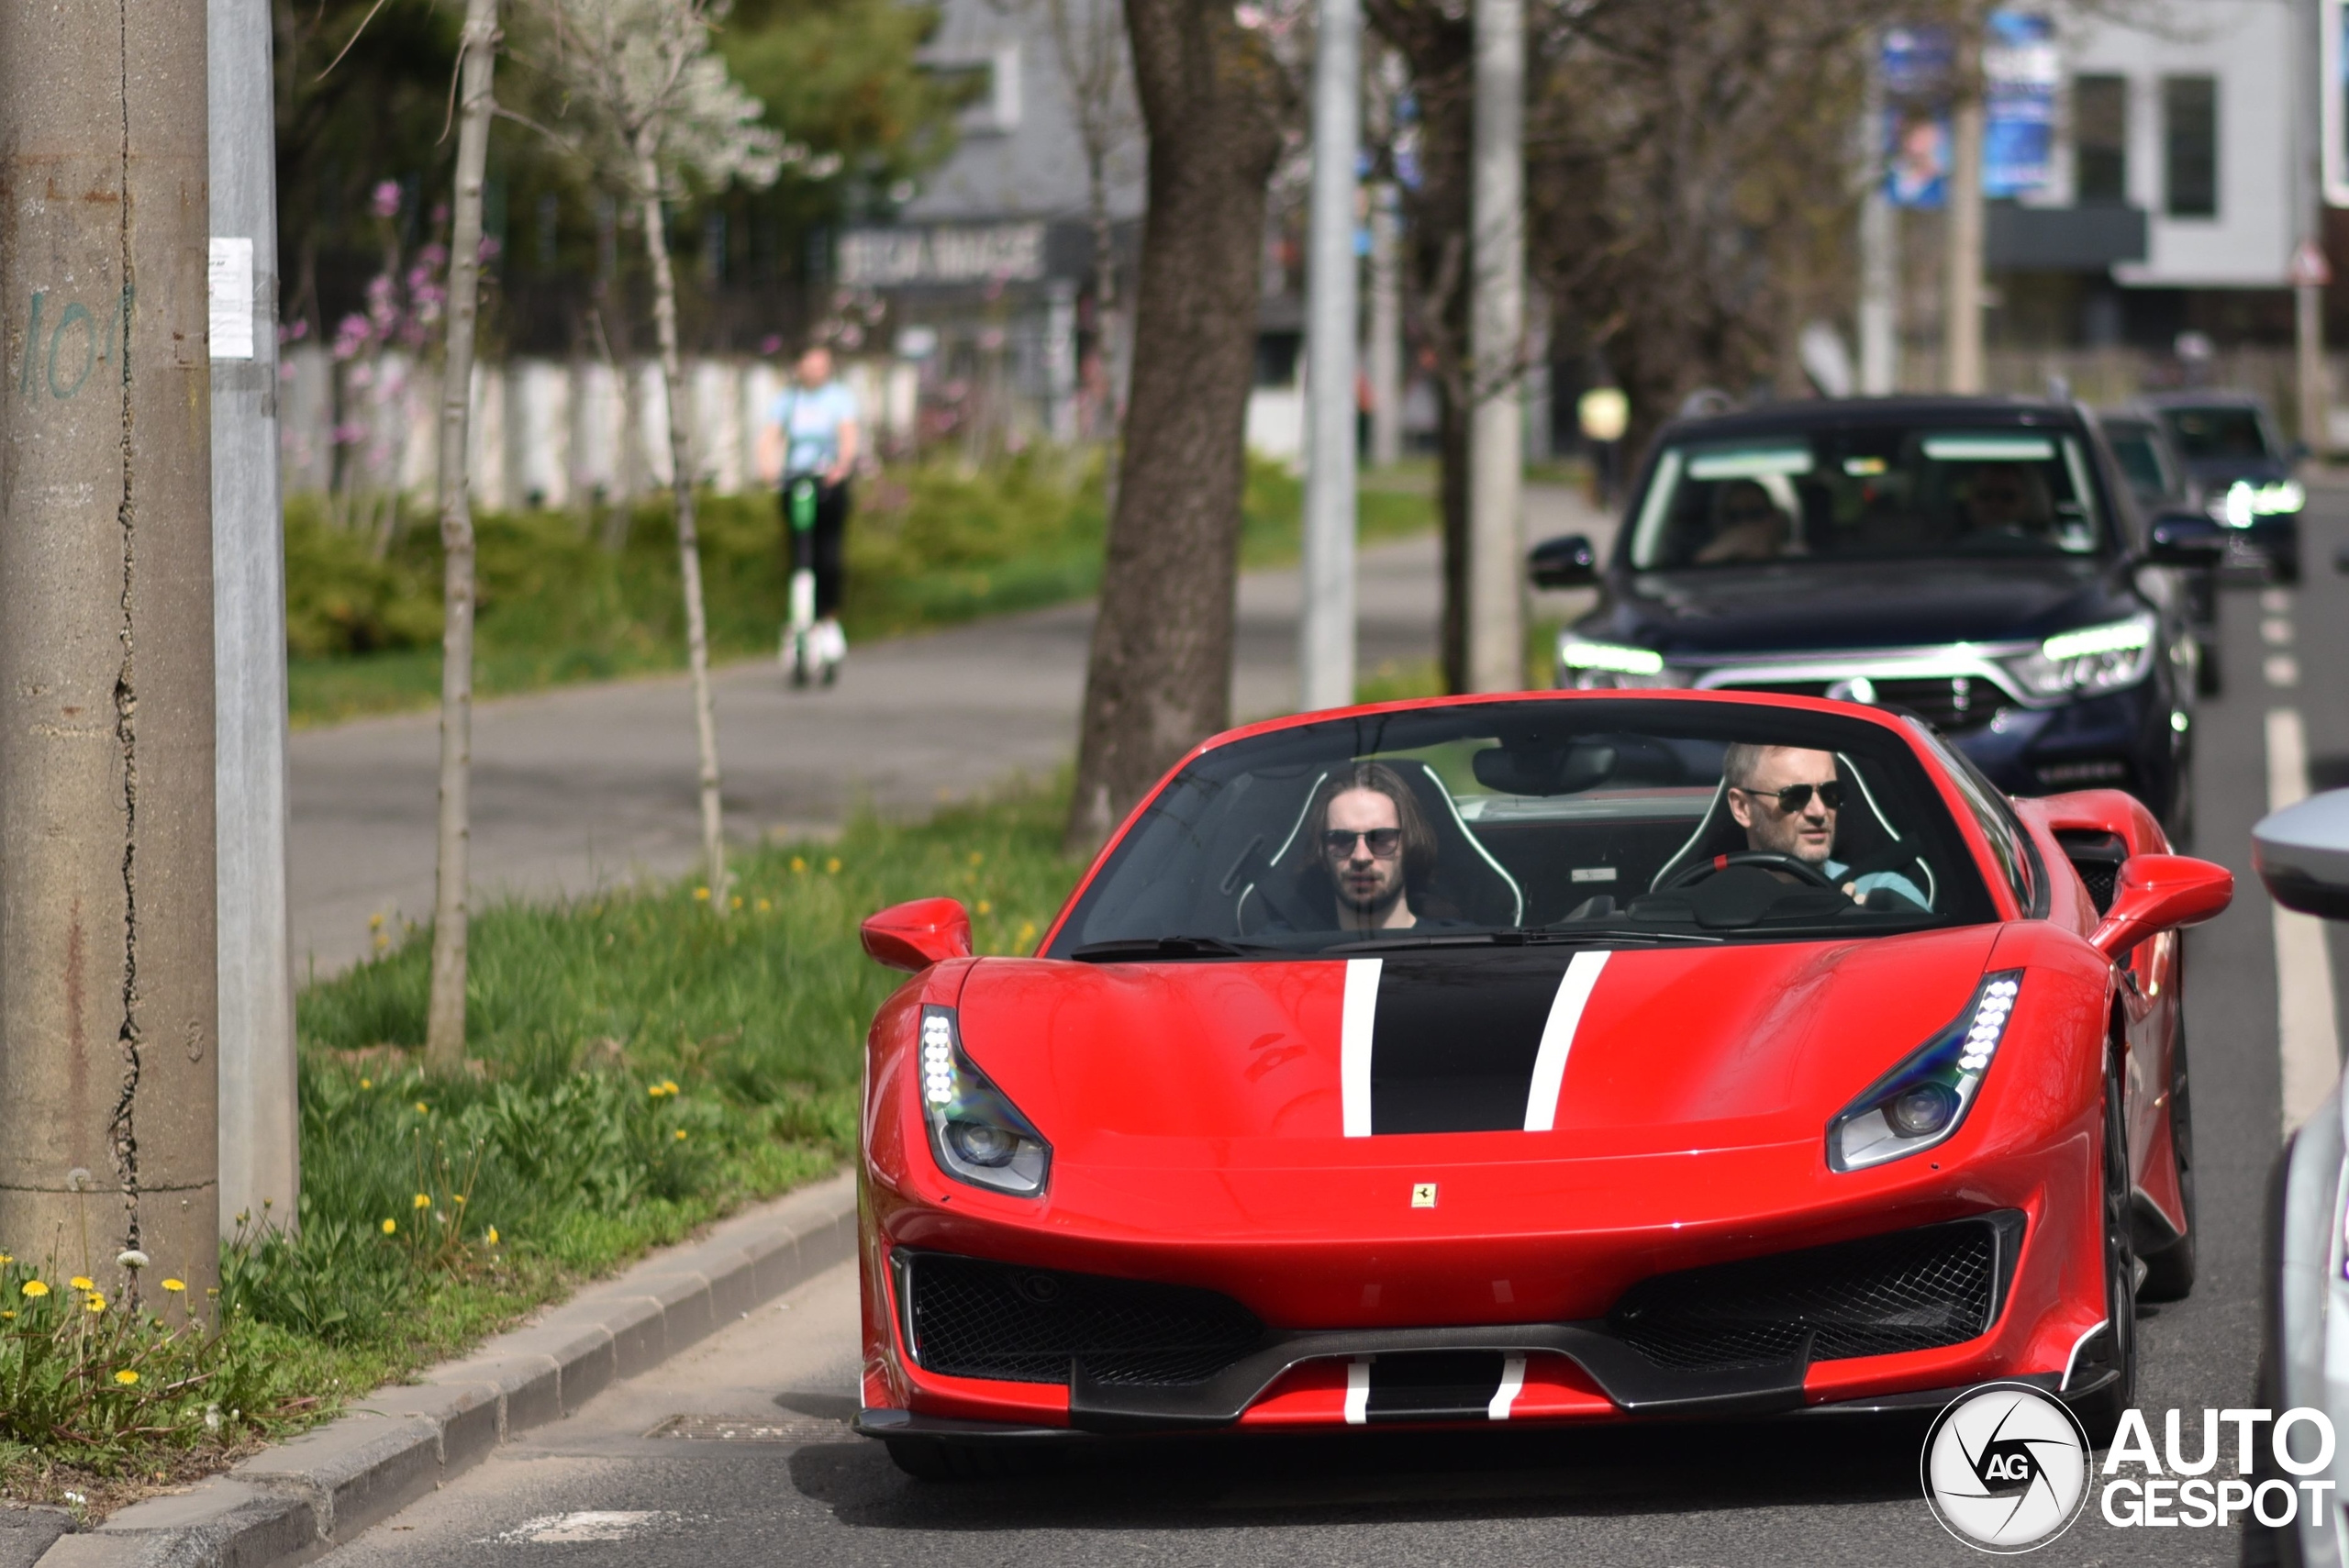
[1364,1351,1508,1422]
[1369,950,1576,1134]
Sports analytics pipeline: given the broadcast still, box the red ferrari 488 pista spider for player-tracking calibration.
[852,692,2231,1477]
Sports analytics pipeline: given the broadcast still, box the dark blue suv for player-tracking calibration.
[1527,398,2222,831]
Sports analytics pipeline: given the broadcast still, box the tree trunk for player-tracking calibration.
[638,149,729,912]
[1088,153,1124,515]
[423,0,499,1075]
[1063,0,1285,852]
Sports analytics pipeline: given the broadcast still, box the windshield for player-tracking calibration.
[1049,699,1998,960]
[1624,421,2111,570]
[2159,405,2276,463]
[2101,421,2174,502]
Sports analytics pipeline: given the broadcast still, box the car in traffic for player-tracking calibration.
[2094,405,2218,689]
[2141,389,2306,583]
[852,689,2230,1475]
[1528,397,2222,833]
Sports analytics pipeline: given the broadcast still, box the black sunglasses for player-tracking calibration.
[1322,828,1404,858]
[1734,780,1844,814]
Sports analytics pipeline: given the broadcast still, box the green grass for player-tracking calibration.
[288,453,1439,728]
[2,783,1084,1510]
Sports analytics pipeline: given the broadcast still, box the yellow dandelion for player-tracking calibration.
[2,1310,13,1320]
[85,1294,106,1313]
[412,1193,431,1209]
[0,1252,12,1264]
[451,1194,466,1205]
[1018,921,1038,945]
[661,1079,679,1095]
[70,1276,93,1291]
[755,898,771,913]
[381,1218,396,1236]
[373,932,390,951]
[969,851,985,867]
[694,885,710,901]
[790,856,807,874]
[976,900,992,916]
[368,912,384,929]
[649,1083,665,1098]
[485,1226,499,1245]
[825,857,841,874]
[674,1129,689,1140]
[114,1369,139,1386]
[161,1279,185,1293]
[359,1077,373,1090]
[414,1101,429,1114]
[21,1281,49,1298]
[730,895,743,910]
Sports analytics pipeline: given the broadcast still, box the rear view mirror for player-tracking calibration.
[1472,742,1617,795]
[2254,790,2349,919]
[2144,512,2225,567]
[862,897,974,972]
[1528,534,1598,589]
[2088,854,2233,959]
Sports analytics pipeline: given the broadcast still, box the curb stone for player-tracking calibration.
[37,1171,856,1568]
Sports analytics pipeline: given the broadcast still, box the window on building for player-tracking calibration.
[2163,75,2218,218]
[2074,74,2127,204]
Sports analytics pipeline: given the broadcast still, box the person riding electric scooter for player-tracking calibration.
[756,346,861,687]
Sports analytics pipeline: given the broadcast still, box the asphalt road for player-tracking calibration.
[315,497,2346,1567]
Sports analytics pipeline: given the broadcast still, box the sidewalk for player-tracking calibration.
[291,485,1615,975]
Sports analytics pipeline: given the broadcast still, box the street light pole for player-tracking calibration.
[1943,23,1986,395]
[1467,0,1525,692]
[210,0,299,1230]
[0,0,221,1307]
[1300,0,1362,714]
[1858,44,1900,395]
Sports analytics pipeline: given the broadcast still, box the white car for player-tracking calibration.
[2254,787,2349,1566]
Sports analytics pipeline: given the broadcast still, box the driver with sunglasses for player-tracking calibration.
[1721,743,1928,908]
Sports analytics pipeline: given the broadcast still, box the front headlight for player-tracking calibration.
[917,1006,1051,1197]
[1558,636,1687,690]
[2208,479,2305,526]
[1829,973,2022,1172]
[1998,610,2156,699]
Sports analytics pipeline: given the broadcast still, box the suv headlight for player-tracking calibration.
[917,1006,1051,1197]
[1830,973,2022,1172]
[1998,611,2156,699]
[2208,479,2304,525]
[1558,636,1687,690]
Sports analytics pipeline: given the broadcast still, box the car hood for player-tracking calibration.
[1580,559,2131,659]
[953,927,2004,1165]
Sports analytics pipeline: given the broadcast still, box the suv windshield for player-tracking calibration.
[1625,419,2111,570]
[2158,405,2275,463]
[1048,698,1998,960]
[2100,418,2176,504]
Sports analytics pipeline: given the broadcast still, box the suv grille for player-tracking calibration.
[904,1253,1264,1386]
[1731,676,1999,733]
[1609,1218,2005,1371]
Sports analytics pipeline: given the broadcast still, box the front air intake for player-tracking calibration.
[1608,1213,2021,1371]
[900,1252,1265,1387]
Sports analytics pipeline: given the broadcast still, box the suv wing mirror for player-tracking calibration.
[1528,533,1598,589]
[2145,511,2226,567]
[2254,790,2349,920]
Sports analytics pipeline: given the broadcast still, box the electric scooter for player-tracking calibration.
[780,474,829,687]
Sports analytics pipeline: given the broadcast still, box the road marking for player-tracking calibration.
[2265,616,2298,645]
[2268,707,2343,1133]
[499,1512,671,1543]
[2268,654,2303,687]
[2265,588,2296,613]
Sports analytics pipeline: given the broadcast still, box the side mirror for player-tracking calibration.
[861,896,974,972]
[2144,511,2226,567]
[1528,533,1598,589]
[2254,789,2349,919]
[2088,854,2233,959]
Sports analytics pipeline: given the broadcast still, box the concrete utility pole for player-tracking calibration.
[1467,0,1526,693]
[1943,27,1987,395]
[1858,53,1899,395]
[1368,183,1403,468]
[1300,0,1362,714]
[0,0,220,1305]
[2294,239,2331,451]
[210,0,298,1230]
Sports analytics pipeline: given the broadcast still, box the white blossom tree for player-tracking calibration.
[522,0,783,912]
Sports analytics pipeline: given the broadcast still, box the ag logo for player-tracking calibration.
[1921,1383,2091,1552]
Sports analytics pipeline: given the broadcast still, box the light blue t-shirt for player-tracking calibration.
[1826,858,1930,910]
[770,381,860,476]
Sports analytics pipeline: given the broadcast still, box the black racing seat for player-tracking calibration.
[1648,754,1935,906]
[1236,760,1525,933]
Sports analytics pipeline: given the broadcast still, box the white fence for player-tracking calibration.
[282,349,918,509]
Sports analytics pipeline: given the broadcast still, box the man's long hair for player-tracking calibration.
[1305,762,1439,895]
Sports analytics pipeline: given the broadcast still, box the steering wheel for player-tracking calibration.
[1661,851,1841,893]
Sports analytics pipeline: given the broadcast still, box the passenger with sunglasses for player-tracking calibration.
[1721,743,1928,908]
